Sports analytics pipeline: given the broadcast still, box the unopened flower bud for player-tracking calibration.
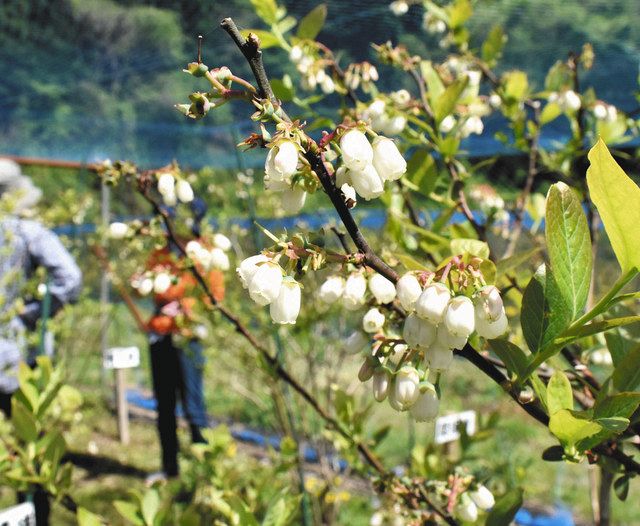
[343,273,367,310]
[340,129,373,171]
[403,314,437,349]
[210,247,230,271]
[363,307,385,333]
[270,278,301,324]
[162,189,177,206]
[358,356,378,382]
[350,164,384,200]
[517,386,535,404]
[153,273,172,294]
[289,45,303,63]
[383,115,407,136]
[248,261,283,306]
[474,285,503,322]
[372,136,407,181]
[321,75,335,94]
[470,485,495,511]
[391,366,420,410]
[108,222,129,239]
[212,233,231,251]
[372,368,391,401]
[461,115,484,137]
[474,308,508,339]
[415,282,451,324]
[369,273,397,304]
[396,273,422,312]
[444,296,475,338]
[157,173,175,196]
[410,384,439,422]
[439,115,456,133]
[138,277,153,296]
[457,494,479,523]
[345,331,369,355]
[389,1,409,16]
[319,276,345,304]
[237,254,269,288]
[176,179,194,203]
[561,90,581,112]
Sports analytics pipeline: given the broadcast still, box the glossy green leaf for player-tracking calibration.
[594,393,640,420]
[547,371,573,415]
[141,489,160,526]
[249,0,279,25]
[406,149,439,196]
[296,4,327,40]
[239,29,280,49]
[545,182,592,320]
[495,247,540,276]
[271,76,294,101]
[548,409,602,451]
[77,508,104,526]
[586,139,640,272]
[488,339,528,380]
[481,25,506,66]
[485,488,523,526]
[114,501,144,526]
[435,77,469,124]
[612,346,640,391]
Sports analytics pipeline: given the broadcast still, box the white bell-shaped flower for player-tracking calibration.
[387,343,408,366]
[425,344,454,371]
[343,273,367,310]
[382,114,407,136]
[439,115,456,133]
[362,307,385,333]
[396,273,422,312]
[340,129,373,171]
[176,179,194,203]
[350,163,384,200]
[368,273,397,304]
[415,282,451,323]
[389,0,409,16]
[593,103,608,120]
[108,222,129,239]
[289,45,303,63]
[445,296,476,338]
[561,90,581,112]
[157,173,175,196]
[474,285,503,322]
[335,166,352,187]
[403,314,437,349]
[457,494,479,523]
[344,331,369,355]
[372,368,391,402]
[153,272,172,295]
[320,75,335,94]
[341,183,357,207]
[137,277,153,296]
[270,278,301,324]
[372,136,407,181]
[436,324,467,350]
[237,254,269,288]
[391,366,420,411]
[475,308,508,339]
[248,261,283,306]
[185,240,202,259]
[319,276,345,304]
[210,248,230,271]
[470,485,495,511]
[410,384,439,422]
[162,188,177,206]
[461,115,484,137]
[213,233,232,251]
[265,140,299,181]
[281,187,307,214]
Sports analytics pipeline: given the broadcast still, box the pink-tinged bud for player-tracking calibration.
[350,163,384,200]
[403,314,436,349]
[368,273,397,304]
[396,273,422,312]
[248,261,283,306]
[444,296,475,338]
[236,254,269,288]
[410,384,439,422]
[343,273,367,310]
[176,179,194,203]
[358,356,378,382]
[425,344,454,371]
[319,276,346,304]
[372,368,391,402]
[415,282,451,323]
[470,485,495,511]
[391,366,420,411]
[475,308,508,339]
[362,307,385,333]
[372,136,407,181]
[474,285,503,321]
[340,129,373,171]
[270,278,301,324]
[344,331,369,355]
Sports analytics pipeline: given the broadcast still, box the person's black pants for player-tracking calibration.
[149,335,207,476]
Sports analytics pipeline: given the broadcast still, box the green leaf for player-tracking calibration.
[239,29,280,49]
[435,77,469,124]
[406,150,439,196]
[548,409,602,452]
[612,346,640,391]
[43,431,66,476]
[545,182,592,320]
[595,417,629,432]
[394,253,429,272]
[271,76,294,101]
[11,399,38,442]
[488,339,528,380]
[77,508,104,526]
[558,316,640,343]
[495,248,540,277]
[421,61,445,106]
[141,489,160,526]
[586,139,640,272]
[502,71,529,101]
[594,392,640,420]
[450,238,489,259]
[249,0,279,25]
[114,501,144,525]
[296,4,327,40]
[540,102,562,125]
[485,488,523,526]
[547,371,573,415]
[481,25,506,66]
[520,264,571,355]
[448,0,472,28]
[614,475,630,501]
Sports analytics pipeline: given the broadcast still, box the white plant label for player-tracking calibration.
[0,502,36,526]
[434,410,476,445]
[103,346,140,370]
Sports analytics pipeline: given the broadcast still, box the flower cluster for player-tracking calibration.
[156,172,194,206]
[456,484,496,523]
[237,255,301,324]
[289,45,336,94]
[131,270,172,297]
[264,138,308,215]
[185,233,232,271]
[343,62,379,93]
[592,101,618,122]
[361,95,409,136]
[336,129,407,200]
[548,89,581,112]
